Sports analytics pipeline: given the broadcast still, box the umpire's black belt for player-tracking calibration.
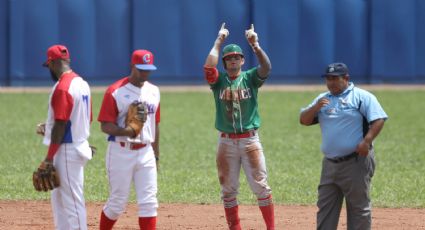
[326,152,358,163]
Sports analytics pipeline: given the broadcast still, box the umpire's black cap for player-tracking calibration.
[321,63,349,77]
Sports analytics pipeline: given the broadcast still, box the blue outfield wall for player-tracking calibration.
[0,0,8,86]
[0,0,424,86]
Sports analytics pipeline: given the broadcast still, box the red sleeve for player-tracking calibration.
[155,103,160,124]
[90,98,93,123]
[97,89,119,123]
[204,65,219,84]
[51,89,73,121]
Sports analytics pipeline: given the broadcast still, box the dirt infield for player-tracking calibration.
[0,201,424,229]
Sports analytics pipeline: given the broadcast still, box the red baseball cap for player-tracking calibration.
[43,45,70,67]
[131,49,157,71]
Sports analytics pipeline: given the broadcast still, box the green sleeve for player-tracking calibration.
[248,67,267,88]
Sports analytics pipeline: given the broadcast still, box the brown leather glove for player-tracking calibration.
[32,160,60,192]
[125,101,148,137]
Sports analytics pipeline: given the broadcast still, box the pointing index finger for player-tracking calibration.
[221,23,226,30]
[250,24,254,31]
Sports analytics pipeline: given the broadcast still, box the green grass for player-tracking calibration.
[0,90,424,208]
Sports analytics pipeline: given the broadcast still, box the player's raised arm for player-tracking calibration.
[205,23,228,67]
[245,24,271,78]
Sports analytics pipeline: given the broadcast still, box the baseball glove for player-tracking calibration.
[125,101,148,137]
[36,123,45,136]
[32,160,60,192]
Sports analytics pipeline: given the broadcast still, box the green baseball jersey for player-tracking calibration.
[209,67,267,133]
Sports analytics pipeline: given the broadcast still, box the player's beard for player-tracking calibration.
[50,70,59,82]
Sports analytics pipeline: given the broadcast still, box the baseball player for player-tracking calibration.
[203,23,275,230]
[300,63,388,230]
[97,49,160,230]
[37,44,92,230]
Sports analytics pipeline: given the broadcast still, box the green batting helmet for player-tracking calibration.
[222,44,244,59]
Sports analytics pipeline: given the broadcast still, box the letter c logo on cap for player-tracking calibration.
[143,54,151,64]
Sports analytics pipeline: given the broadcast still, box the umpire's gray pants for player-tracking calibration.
[317,150,375,230]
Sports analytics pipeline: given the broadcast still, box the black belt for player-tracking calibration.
[326,152,358,163]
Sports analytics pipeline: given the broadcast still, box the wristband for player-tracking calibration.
[46,143,60,161]
[250,43,261,52]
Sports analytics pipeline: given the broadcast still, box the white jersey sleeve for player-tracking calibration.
[43,71,92,146]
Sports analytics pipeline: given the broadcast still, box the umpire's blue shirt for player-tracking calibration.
[302,83,388,158]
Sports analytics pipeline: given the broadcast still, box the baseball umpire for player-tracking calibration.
[33,44,93,230]
[97,49,160,230]
[300,63,388,230]
[203,23,275,230]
